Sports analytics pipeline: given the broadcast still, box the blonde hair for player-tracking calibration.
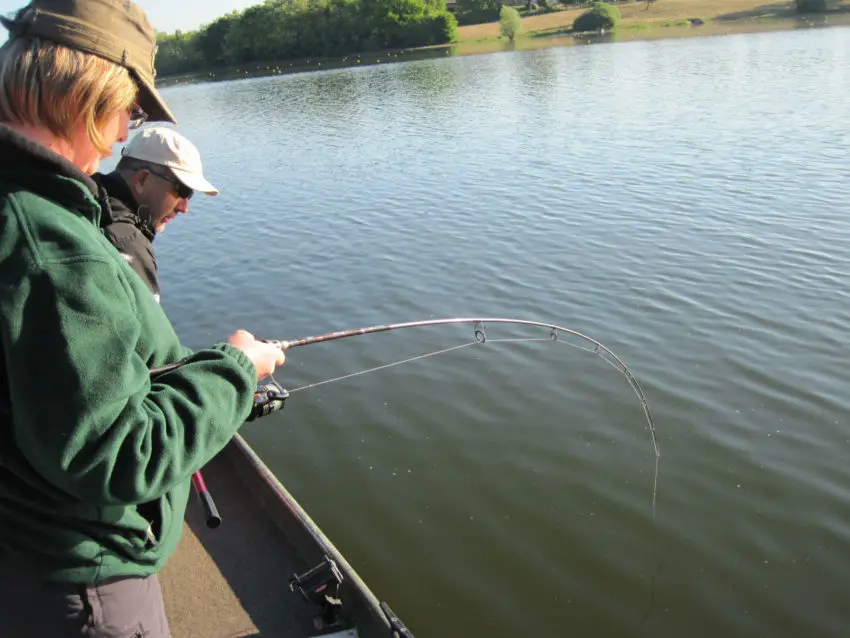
[0,37,136,155]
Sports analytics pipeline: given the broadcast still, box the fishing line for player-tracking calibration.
[152,316,664,628]
[270,317,660,519]
[287,341,479,393]
[278,318,664,627]
[151,318,660,516]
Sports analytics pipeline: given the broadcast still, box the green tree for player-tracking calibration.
[222,5,283,63]
[573,1,621,31]
[155,30,202,76]
[455,0,501,25]
[429,10,458,42]
[156,0,457,77]
[197,13,238,67]
[499,4,522,40]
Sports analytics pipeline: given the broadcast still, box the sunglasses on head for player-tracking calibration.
[129,103,148,130]
[147,169,194,200]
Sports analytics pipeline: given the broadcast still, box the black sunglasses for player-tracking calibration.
[147,169,194,200]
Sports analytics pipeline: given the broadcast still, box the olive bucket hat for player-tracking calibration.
[0,0,176,124]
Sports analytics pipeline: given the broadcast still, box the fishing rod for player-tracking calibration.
[148,370,288,529]
[280,318,655,455]
[150,318,659,523]
[151,317,657,457]
[191,471,221,529]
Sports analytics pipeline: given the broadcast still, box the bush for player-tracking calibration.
[455,0,501,25]
[429,10,459,42]
[499,5,523,40]
[795,0,828,12]
[573,2,621,32]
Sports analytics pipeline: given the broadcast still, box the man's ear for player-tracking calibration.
[132,169,150,197]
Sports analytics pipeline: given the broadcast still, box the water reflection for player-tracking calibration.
[570,30,623,46]
[395,57,461,100]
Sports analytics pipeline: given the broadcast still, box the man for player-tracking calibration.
[95,126,219,302]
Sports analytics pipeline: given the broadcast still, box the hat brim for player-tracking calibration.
[171,166,219,196]
[1,7,175,124]
[134,72,177,125]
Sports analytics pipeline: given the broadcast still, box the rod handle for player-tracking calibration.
[192,471,222,529]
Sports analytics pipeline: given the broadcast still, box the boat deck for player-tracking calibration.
[160,447,318,638]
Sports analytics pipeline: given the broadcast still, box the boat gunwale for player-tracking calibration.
[230,433,398,635]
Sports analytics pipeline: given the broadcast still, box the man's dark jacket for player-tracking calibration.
[93,171,161,302]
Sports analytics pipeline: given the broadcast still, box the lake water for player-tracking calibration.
[115,26,850,637]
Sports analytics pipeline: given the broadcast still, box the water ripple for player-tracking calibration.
[129,26,850,638]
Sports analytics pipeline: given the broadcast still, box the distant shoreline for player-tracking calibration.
[156,0,850,89]
[456,0,850,42]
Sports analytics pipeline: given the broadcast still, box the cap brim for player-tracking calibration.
[134,73,177,125]
[171,166,219,196]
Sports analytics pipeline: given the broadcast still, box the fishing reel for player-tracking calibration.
[246,379,289,421]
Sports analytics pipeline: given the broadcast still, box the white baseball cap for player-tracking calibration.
[121,127,219,196]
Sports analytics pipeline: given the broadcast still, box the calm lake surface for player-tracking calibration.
[119,26,850,637]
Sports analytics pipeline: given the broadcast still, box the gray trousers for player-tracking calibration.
[0,573,171,637]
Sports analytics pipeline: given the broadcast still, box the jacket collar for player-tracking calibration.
[0,123,100,221]
[93,170,156,241]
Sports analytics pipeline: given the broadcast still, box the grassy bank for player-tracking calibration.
[456,0,850,40]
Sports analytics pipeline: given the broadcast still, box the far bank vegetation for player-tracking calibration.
[573,2,621,31]
[499,5,523,39]
[155,0,849,77]
[156,0,457,76]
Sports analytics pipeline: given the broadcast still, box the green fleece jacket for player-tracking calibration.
[0,125,257,583]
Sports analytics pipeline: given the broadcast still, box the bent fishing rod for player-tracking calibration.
[151,317,660,524]
[290,317,653,441]
[151,317,657,452]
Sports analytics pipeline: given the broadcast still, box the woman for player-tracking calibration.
[0,2,285,636]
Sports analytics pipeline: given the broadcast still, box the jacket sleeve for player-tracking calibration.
[102,222,161,301]
[5,255,257,506]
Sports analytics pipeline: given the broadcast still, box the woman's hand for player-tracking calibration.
[227,330,286,379]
